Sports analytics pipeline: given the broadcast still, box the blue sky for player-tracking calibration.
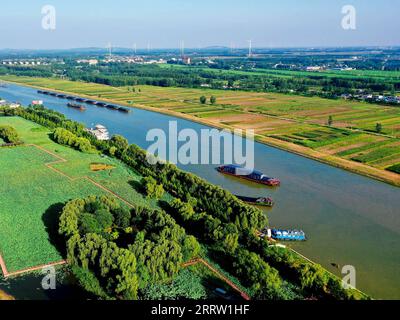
[0,0,398,49]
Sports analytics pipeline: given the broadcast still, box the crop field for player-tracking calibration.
[1,76,400,184]
[0,117,166,274]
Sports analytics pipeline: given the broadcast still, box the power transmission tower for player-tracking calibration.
[107,42,112,59]
[247,40,252,57]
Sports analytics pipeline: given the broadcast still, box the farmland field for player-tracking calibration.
[0,117,166,273]
[1,75,400,186]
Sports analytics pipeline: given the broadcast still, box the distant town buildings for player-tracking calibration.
[182,56,191,65]
[77,59,98,65]
[1,59,51,66]
[101,56,166,65]
[341,93,400,104]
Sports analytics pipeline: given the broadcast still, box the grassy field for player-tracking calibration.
[2,75,400,186]
[0,117,167,273]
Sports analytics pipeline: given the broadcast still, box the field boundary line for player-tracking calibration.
[4,260,66,279]
[0,252,9,277]
[183,258,251,300]
[0,144,137,278]
[26,144,137,209]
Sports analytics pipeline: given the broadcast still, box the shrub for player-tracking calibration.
[0,125,20,143]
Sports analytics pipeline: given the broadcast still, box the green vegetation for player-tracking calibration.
[0,117,165,272]
[141,176,165,199]
[0,104,368,300]
[141,268,207,300]
[53,127,96,153]
[376,123,382,133]
[0,125,20,143]
[59,195,200,300]
[387,163,400,174]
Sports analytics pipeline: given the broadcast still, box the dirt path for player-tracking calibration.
[183,258,251,301]
[0,254,9,278]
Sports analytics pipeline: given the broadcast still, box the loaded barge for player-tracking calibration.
[217,165,280,186]
[67,103,86,111]
[37,90,132,113]
[236,195,274,207]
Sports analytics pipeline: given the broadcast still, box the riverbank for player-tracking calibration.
[0,289,14,300]
[2,77,399,187]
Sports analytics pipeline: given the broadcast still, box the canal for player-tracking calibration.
[1,83,399,299]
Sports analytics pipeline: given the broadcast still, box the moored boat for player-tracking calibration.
[236,195,274,207]
[263,228,306,241]
[117,106,130,113]
[106,104,119,110]
[217,165,280,186]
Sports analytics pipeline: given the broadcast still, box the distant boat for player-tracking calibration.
[31,100,43,106]
[67,103,86,111]
[217,165,280,186]
[236,195,274,207]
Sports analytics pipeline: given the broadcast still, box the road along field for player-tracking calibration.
[0,117,168,275]
[1,75,399,186]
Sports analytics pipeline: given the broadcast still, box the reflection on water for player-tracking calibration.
[1,83,399,299]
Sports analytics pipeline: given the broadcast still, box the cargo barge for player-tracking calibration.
[106,104,119,110]
[236,195,274,207]
[67,103,86,111]
[36,90,131,113]
[217,165,280,186]
[118,107,131,113]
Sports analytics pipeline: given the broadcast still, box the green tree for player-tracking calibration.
[95,209,114,229]
[110,135,129,154]
[210,96,217,105]
[376,123,382,133]
[79,213,102,234]
[0,126,20,143]
[327,115,333,126]
[141,176,165,199]
[113,207,131,228]
[200,96,207,104]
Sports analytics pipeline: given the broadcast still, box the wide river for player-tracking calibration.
[1,83,399,299]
